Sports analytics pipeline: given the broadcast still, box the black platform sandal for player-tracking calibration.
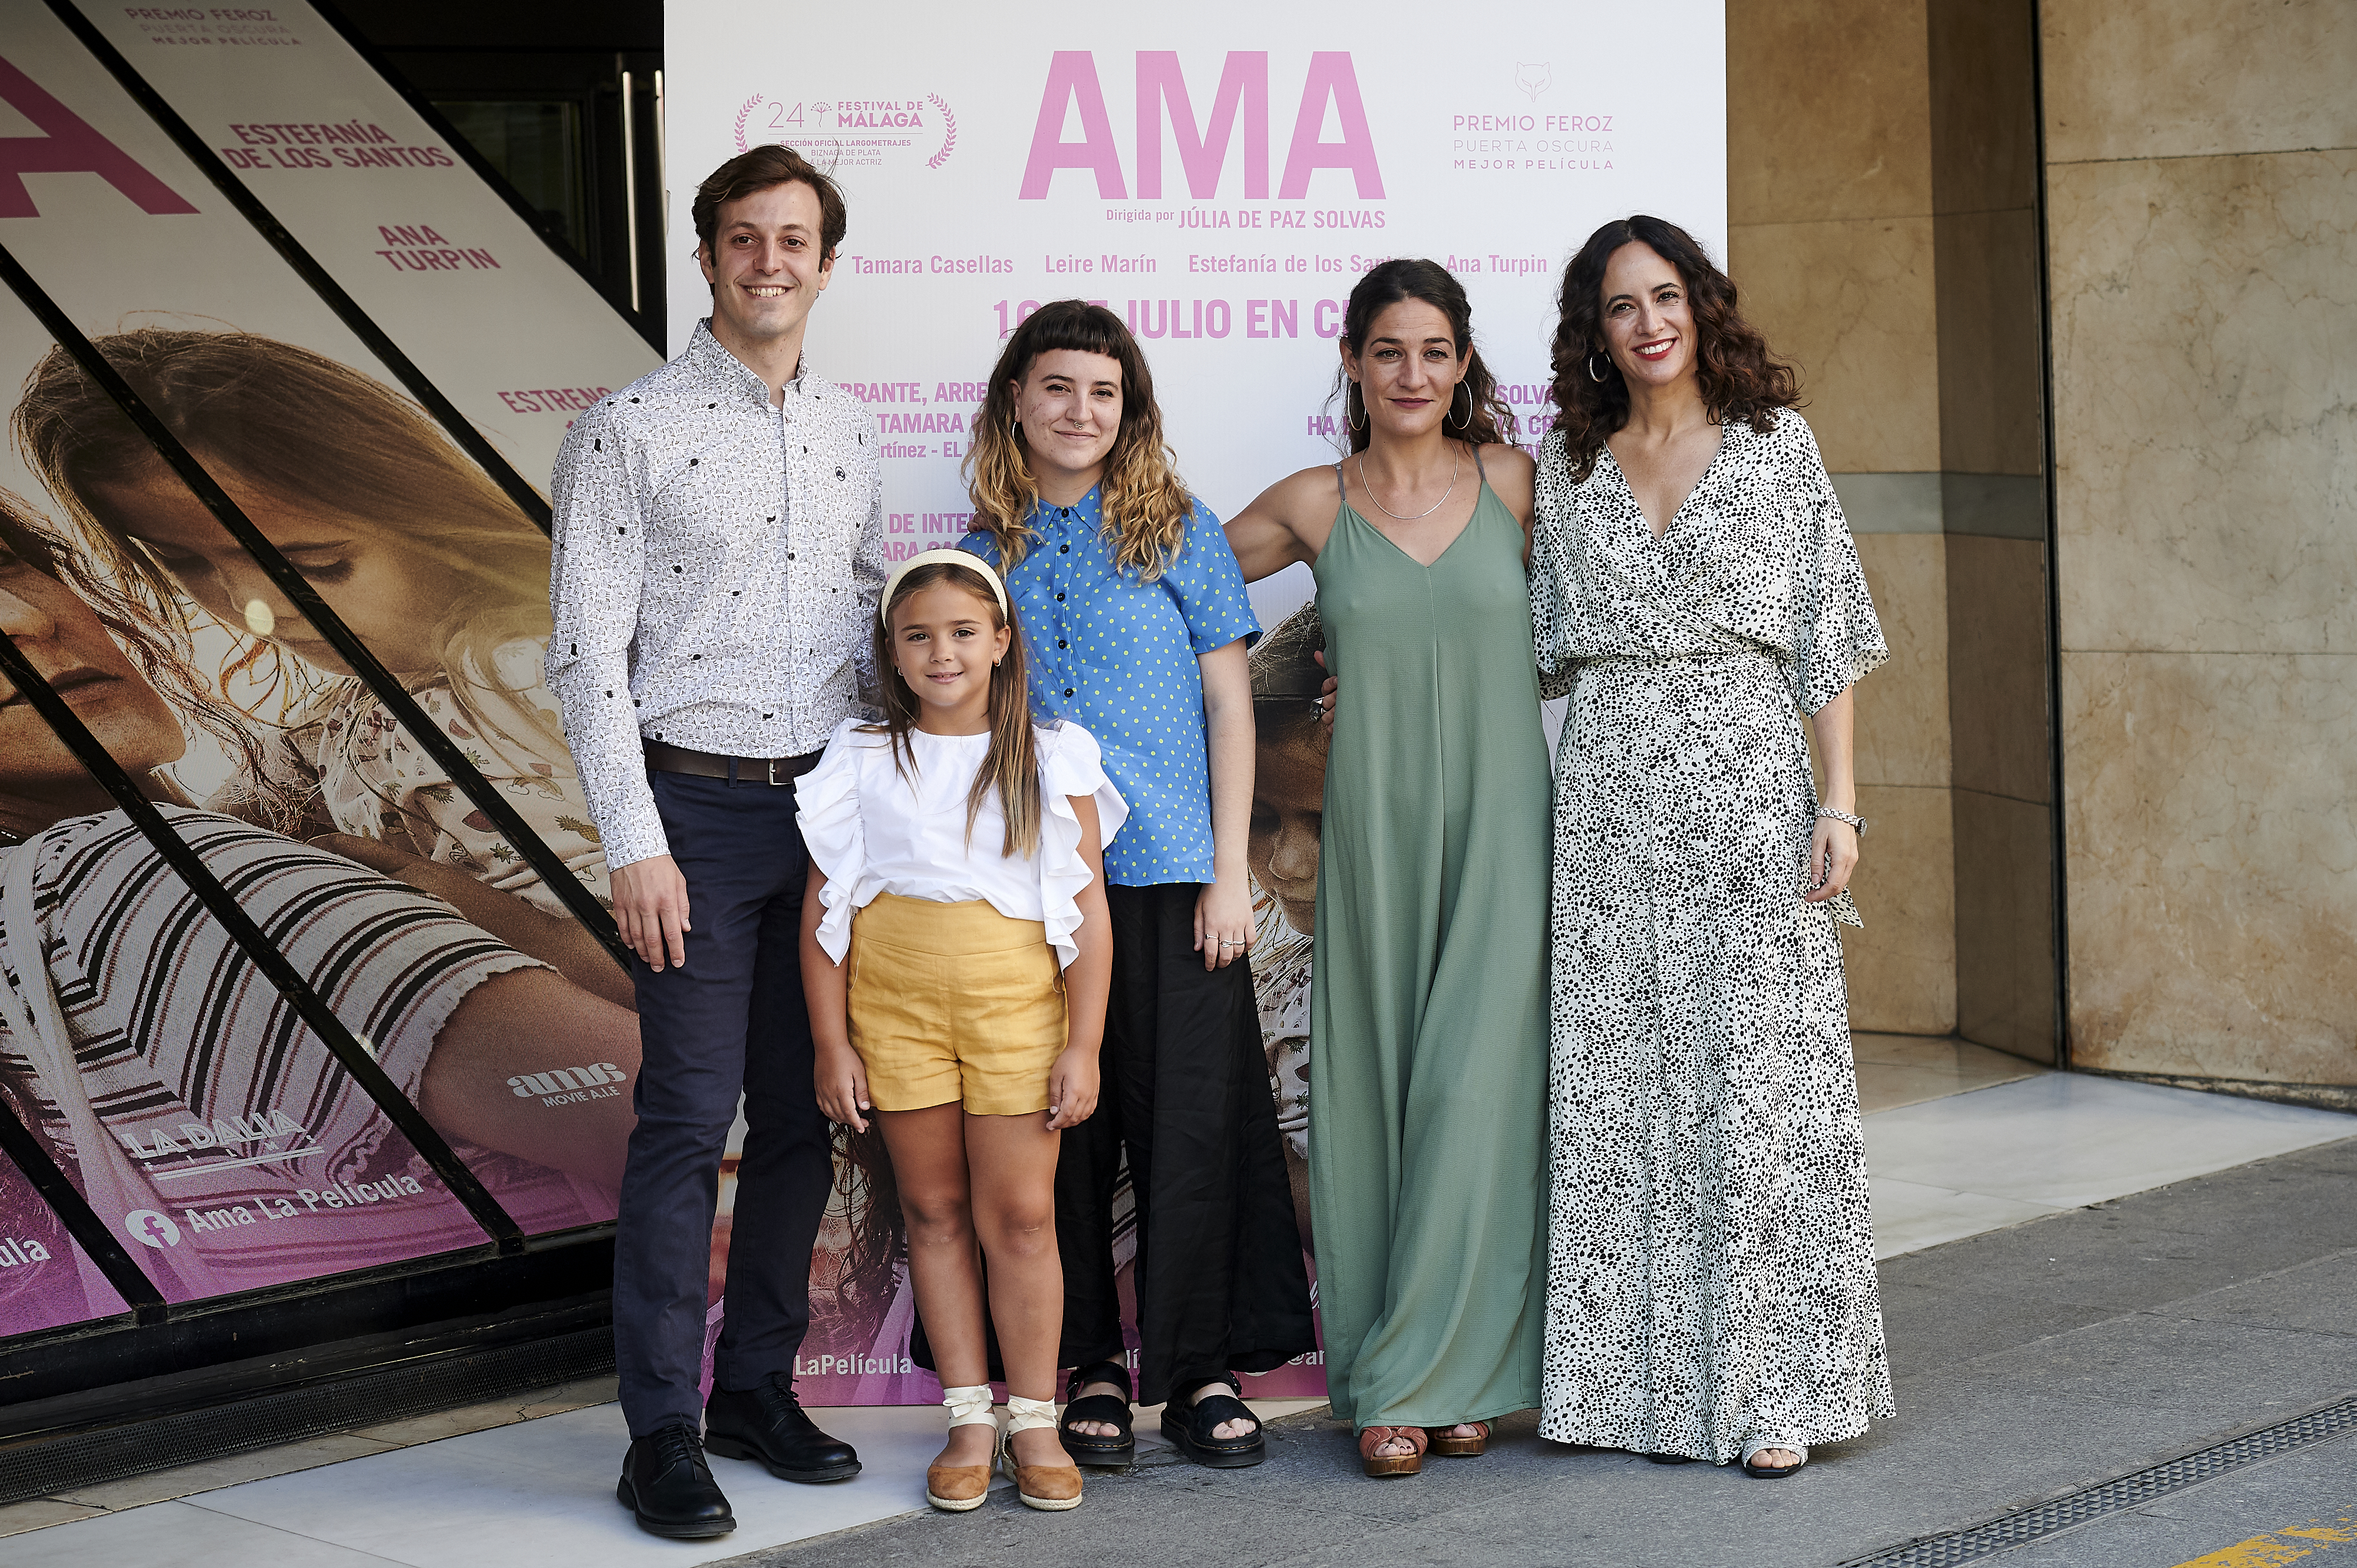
[1058,1360,1135,1468]
[1161,1375,1266,1469]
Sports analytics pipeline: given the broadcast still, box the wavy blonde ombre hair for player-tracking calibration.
[963,300,1192,580]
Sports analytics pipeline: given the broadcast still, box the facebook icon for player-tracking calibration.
[123,1210,181,1249]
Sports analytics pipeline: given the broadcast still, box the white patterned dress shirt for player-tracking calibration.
[546,320,889,872]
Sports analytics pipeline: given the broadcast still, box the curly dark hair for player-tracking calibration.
[1329,259,1516,453]
[1546,216,1799,483]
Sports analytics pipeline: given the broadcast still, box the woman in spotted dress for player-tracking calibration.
[1530,217,1895,1477]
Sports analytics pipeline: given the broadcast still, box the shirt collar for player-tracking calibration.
[687,318,811,407]
[1028,484,1103,526]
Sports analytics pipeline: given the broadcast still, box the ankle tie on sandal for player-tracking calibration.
[1004,1394,1059,1434]
[942,1384,996,1429]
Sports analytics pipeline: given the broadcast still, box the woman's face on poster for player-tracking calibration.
[88,464,445,681]
[1249,720,1325,934]
[0,539,184,798]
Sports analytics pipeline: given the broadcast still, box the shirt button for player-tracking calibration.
[1057,639,1067,649]
[1059,544,1069,554]
[1062,687,1074,698]
[1055,592,1065,602]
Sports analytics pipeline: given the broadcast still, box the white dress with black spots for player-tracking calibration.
[1529,411,1897,1464]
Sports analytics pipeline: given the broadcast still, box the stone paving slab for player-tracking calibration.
[745,1135,2357,1568]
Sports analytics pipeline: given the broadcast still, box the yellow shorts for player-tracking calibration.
[847,893,1067,1116]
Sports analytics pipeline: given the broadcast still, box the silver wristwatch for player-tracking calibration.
[1815,806,1867,836]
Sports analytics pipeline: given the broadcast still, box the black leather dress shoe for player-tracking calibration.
[616,1423,735,1539]
[704,1374,862,1483]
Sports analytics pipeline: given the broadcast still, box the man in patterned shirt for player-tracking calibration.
[547,145,890,1540]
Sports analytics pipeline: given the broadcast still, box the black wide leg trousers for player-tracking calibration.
[1054,882,1316,1406]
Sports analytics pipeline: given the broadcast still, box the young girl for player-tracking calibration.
[960,300,1315,1471]
[798,551,1120,1513]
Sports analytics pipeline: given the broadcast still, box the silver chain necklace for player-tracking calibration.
[1355,448,1459,521]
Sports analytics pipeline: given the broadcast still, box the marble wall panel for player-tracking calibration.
[2041,0,2357,166]
[1845,784,1959,1035]
[2062,651,2357,1085]
[1946,534,2052,805]
[1728,216,1942,475]
[1728,0,1933,226]
[1833,473,1944,534]
[1942,474,2045,540]
[1928,0,2039,214]
[1933,205,2045,477]
[1953,788,2058,1062]
[2048,148,2357,656]
[1852,533,1952,788]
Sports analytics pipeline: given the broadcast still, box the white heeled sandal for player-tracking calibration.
[1739,1436,1808,1478]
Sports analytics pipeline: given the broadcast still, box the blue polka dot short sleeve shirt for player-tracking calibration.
[962,488,1259,887]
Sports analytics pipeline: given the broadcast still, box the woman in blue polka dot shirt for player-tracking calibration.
[959,302,1315,1470]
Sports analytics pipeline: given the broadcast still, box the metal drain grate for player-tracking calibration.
[1843,1394,2357,1568]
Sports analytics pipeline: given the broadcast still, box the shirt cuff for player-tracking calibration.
[597,797,672,873]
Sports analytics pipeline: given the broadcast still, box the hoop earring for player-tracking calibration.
[1345,382,1365,433]
[1448,382,1472,430]
[1587,352,1609,384]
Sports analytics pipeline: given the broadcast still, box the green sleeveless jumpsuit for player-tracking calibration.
[1308,455,1551,1431]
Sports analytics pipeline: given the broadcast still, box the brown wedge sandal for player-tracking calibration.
[1358,1425,1428,1477]
[1426,1421,1491,1457]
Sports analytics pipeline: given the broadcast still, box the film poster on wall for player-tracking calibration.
[0,0,1723,1409]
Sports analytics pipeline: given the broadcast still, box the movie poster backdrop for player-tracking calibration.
[5,0,1725,1408]
[666,0,1727,1401]
[61,0,662,489]
[0,4,641,1331]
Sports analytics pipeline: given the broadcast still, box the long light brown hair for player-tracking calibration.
[963,301,1192,580]
[1547,216,1800,483]
[12,328,558,741]
[868,559,1042,859]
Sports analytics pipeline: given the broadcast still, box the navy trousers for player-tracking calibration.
[613,768,833,1437]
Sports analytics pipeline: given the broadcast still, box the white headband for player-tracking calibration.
[880,548,1009,626]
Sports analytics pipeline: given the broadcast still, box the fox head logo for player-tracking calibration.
[1515,61,1552,101]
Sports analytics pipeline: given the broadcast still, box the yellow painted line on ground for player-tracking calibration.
[2173,1517,2357,1568]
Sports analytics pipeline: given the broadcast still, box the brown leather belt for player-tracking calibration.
[644,740,823,787]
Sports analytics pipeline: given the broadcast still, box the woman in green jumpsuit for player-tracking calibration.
[1226,259,1551,1477]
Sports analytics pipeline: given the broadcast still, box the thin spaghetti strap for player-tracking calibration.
[1470,440,1489,486]
[1333,461,1347,503]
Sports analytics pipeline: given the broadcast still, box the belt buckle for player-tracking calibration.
[766,757,784,787]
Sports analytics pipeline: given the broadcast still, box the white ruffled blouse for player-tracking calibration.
[796,718,1127,969]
